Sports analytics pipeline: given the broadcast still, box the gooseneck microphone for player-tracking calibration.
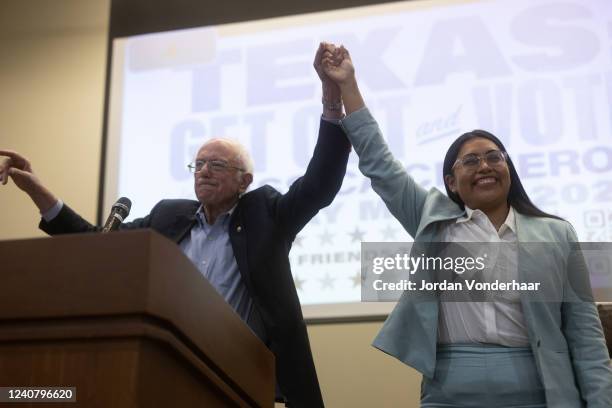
[101,197,132,233]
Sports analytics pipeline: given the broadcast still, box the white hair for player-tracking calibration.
[202,138,254,175]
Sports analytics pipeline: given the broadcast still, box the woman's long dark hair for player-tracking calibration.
[442,129,562,220]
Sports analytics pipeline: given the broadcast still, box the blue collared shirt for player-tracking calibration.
[44,201,255,324]
[179,205,254,323]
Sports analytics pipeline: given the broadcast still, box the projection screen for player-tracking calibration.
[104,0,612,319]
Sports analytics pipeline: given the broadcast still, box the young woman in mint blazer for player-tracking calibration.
[319,43,612,407]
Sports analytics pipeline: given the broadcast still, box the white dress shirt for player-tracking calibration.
[437,206,529,346]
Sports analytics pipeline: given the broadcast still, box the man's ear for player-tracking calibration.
[444,174,456,193]
[239,173,253,193]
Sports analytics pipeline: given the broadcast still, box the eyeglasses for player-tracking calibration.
[187,159,245,174]
[452,150,508,171]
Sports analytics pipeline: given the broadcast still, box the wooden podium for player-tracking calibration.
[0,230,274,407]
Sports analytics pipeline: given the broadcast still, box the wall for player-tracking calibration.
[0,0,108,238]
[309,322,420,406]
[0,1,421,406]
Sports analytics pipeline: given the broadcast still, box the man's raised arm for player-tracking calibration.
[0,149,59,215]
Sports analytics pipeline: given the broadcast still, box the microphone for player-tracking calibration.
[101,197,132,233]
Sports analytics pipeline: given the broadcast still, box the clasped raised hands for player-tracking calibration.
[319,43,355,87]
[314,42,364,115]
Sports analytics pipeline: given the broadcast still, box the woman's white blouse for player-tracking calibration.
[438,206,530,346]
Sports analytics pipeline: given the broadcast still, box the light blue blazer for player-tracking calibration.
[341,108,612,407]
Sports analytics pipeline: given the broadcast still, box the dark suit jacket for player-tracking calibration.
[40,119,351,407]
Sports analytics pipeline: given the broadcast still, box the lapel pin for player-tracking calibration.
[236,226,242,232]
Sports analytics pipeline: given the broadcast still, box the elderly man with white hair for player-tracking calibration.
[0,43,350,408]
